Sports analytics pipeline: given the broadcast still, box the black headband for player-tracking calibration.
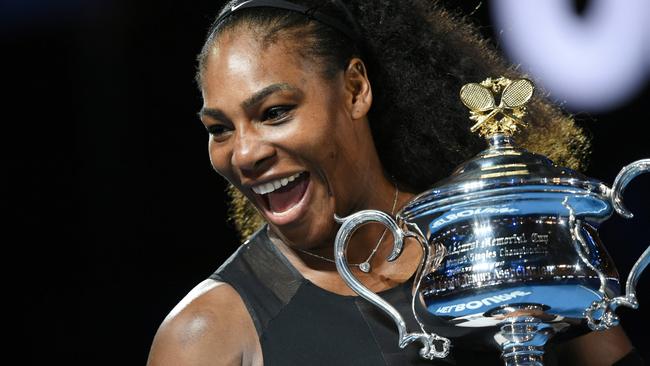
[209,0,361,42]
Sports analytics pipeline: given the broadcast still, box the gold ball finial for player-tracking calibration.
[460,77,534,138]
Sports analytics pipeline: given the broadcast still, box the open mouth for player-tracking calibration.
[253,172,310,215]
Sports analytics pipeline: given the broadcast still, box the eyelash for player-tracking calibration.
[207,124,232,137]
[207,105,296,141]
[262,105,295,122]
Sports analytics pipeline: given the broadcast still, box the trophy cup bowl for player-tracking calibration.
[333,77,650,365]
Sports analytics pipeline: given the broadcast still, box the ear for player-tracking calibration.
[343,58,372,120]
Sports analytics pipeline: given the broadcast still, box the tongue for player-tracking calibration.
[268,175,309,213]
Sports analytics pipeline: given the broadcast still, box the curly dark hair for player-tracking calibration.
[196,0,591,239]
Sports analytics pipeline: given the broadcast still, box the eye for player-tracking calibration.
[262,105,295,122]
[206,124,233,142]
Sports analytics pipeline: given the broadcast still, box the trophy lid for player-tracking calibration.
[401,77,607,221]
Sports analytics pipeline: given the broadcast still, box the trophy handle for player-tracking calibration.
[586,158,650,331]
[609,158,650,219]
[333,210,451,360]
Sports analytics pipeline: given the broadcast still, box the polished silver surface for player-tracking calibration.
[609,159,650,218]
[400,135,609,222]
[333,134,649,365]
[333,211,451,360]
[585,159,650,331]
[497,305,554,366]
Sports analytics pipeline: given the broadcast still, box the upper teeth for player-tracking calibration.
[252,172,302,195]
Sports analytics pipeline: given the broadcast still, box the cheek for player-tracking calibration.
[208,139,233,180]
[295,125,339,169]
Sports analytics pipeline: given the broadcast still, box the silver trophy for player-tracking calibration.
[333,76,649,365]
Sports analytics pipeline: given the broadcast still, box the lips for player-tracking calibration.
[266,173,309,213]
[251,172,311,225]
[252,172,303,195]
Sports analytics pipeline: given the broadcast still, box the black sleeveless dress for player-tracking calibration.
[209,227,533,365]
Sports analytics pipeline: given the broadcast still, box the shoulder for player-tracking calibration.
[147,279,261,366]
[210,227,269,281]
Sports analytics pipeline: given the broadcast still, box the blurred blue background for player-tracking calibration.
[4,0,647,364]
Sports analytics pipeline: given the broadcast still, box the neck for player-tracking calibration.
[277,185,414,269]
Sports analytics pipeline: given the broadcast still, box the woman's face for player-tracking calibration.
[199,28,385,248]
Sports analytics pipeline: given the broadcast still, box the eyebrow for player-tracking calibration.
[198,108,230,123]
[241,83,300,110]
[198,82,302,122]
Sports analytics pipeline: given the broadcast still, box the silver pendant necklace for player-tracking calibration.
[295,184,399,273]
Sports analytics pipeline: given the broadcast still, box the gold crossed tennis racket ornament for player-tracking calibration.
[460,77,534,138]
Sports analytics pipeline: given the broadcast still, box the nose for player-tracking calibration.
[231,127,275,177]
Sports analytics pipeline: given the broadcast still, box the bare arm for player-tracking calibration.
[556,326,636,366]
[147,280,261,366]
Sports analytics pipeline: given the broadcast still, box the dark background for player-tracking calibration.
[4,0,648,364]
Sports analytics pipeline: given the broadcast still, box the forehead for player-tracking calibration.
[201,29,324,104]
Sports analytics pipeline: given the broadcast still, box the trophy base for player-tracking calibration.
[417,281,611,362]
[494,304,555,366]
[478,304,555,366]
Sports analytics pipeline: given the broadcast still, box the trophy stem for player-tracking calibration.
[487,133,515,149]
[498,311,555,366]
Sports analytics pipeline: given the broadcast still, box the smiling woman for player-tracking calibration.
[146,1,641,365]
[199,26,386,248]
